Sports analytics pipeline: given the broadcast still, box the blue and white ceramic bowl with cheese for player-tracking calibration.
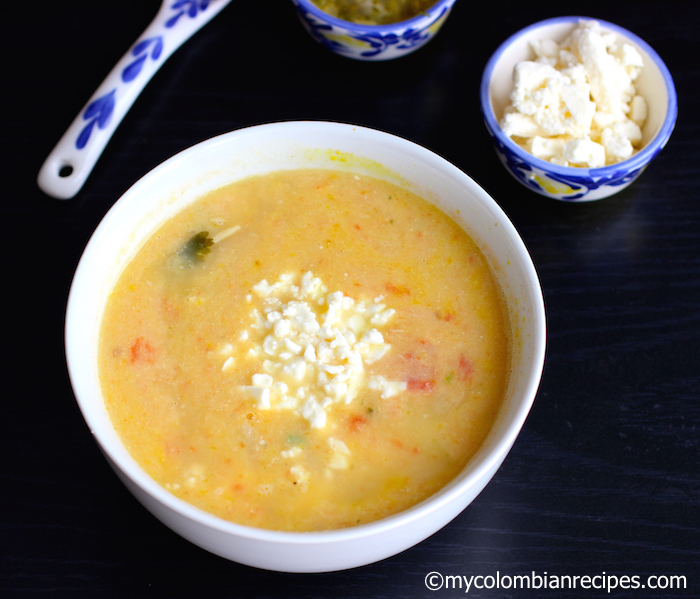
[480,16,677,202]
[291,0,457,61]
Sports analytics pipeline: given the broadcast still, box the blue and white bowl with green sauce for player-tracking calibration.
[291,0,457,61]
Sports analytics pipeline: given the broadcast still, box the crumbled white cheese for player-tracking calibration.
[328,437,351,470]
[563,138,606,168]
[368,374,408,399]
[505,61,595,138]
[301,396,327,429]
[289,465,309,490]
[281,446,302,459]
[237,272,403,430]
[500,19,647,167]
[240,384,271,410]
[184,464,205,488]
[629,95,647,125]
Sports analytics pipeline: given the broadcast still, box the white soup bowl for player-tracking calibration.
[65,121,546,572]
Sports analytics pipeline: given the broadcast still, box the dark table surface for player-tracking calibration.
[4,1,699,597]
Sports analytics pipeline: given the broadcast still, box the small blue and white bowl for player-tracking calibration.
[480,16,677,202]
[291,0,457,61]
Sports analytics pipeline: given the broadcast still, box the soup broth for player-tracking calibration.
[99,169,509,531]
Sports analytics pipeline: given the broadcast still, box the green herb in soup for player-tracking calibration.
[98,169,510,532]
[182,231,214,263]
[311,0,437,25]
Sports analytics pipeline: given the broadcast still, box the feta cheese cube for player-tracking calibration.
[630,95,647,126]
[601,127,634,162]
[563,138,606,168]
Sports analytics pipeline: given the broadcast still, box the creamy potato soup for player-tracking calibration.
[99,169,509,531]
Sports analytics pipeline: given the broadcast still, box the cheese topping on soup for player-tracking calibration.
[239,271,404,431]
[99,169,510,531]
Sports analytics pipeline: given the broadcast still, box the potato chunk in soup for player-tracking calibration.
[99,169,509,531]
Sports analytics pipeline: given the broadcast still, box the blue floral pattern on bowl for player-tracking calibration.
[487,129,649,202]
[291,0,456,61]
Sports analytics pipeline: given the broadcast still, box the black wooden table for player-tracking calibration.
[4,1,698,597]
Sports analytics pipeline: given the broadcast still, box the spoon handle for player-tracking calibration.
[38,0,231,200]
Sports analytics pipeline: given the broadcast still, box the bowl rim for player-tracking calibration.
[65,120,546,548]
[292,0,457,32]
[479,15,678,177]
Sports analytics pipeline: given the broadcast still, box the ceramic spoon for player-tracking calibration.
[38,0,232,200]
